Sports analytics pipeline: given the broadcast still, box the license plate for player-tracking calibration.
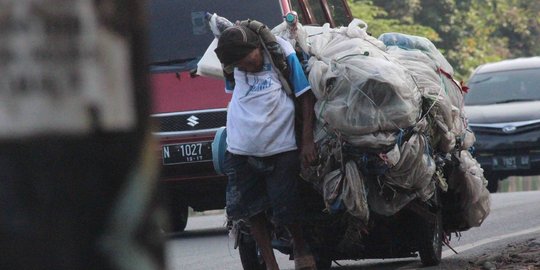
[492,155,530,170]
[162,141,212,165]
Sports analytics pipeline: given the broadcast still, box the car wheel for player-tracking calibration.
[417,191,443,266]
[238,233,266,270]
[484,173,500,193]
[170,204,189,232]
[486,179,499,193]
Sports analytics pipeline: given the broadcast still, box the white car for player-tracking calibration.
[464,57,540,192]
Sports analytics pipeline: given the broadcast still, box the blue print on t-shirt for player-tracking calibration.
[246,76,273,95]
[262,63,271,72]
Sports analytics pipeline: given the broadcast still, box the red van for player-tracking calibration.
[148,0,352,232]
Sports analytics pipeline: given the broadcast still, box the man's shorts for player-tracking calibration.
[223,150,302,225]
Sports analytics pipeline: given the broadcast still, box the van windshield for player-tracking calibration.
[464,68,540,105]
[148,0,283,70]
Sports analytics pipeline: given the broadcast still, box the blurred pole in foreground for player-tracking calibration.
[0,1,165,269]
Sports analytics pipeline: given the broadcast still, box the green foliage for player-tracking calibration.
[347,0,540,80]
[348,0,439,41]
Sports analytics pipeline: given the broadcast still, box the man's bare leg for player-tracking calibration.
[288,224,309,256]
[288,224,316,270]
[249,213,280,270]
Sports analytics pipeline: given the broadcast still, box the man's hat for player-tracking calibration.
[214,25,260,68]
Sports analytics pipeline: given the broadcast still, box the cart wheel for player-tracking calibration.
[238,233,266,270]
[315,255,332,270]
[170,204,189,232]
[417,196,443,266]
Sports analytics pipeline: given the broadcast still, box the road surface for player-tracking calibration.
[165,191,540,270]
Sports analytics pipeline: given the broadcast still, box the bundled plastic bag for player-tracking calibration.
[385,46,443,96]
[271,20,310,54]
[367,178,417,216]
[310,56,422,137]
[461,128,476,150]
[323,169,343,210]
[383,133,436,194]
[196,38,224,79]
[379,32,454,75]
[383,43,472,153]
[448,150,491,227]
[345,131,397,149]
[197,13,234,79]
[342,161,369,222]
[289,19,486,226]
[464,187,490,227]
[425,95,457,153]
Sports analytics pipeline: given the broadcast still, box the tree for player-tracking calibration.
[348,0,439,41]
[349,0,540,79]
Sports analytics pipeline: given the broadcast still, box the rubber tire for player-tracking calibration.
[487,179,499,193]
[315,255,332,270]
[418,201,443,266]
[170,205,189,232]
[485,174,500,193]
[238,233,266,270]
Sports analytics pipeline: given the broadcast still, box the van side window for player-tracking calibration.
[290,0,352,27]
[307,0,327,25]
[327,0,350,26]
[290,0,305,24]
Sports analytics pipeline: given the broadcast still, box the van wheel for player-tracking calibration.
[238,233,266,270]
[417,193,443,266]
[170,205,189,232]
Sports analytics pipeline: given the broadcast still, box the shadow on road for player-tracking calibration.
[326,258,420,270]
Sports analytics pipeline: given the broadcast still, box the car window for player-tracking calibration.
[148,0,283,69]
[465,68,540,105]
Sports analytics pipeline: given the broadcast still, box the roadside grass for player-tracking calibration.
[499,175,540,192]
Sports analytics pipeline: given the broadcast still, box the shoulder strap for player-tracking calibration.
[259,38,293,95]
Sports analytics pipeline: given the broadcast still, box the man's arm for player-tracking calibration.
[276,36,317,165]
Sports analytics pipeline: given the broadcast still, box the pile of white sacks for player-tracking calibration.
[273,19,490,229]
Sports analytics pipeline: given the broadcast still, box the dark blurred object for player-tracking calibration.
[0,1,165,269]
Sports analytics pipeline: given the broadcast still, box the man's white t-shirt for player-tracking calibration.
[225,37,310,157]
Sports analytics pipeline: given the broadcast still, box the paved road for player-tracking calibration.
[165,191,540,270]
